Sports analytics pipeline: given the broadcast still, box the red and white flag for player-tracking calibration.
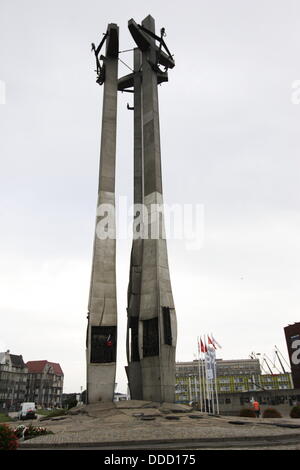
[207,335,217,349]
[200,337,207,353]
[211,334,222,349]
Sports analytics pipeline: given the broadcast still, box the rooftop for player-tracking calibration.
[26,360,63,376]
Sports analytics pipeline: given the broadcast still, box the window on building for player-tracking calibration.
[263,377,273,383]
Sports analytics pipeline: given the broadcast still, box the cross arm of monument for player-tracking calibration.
[92,23,119,85]
[128,18,175,70]
[92,23,119,60]
[118,70,169,93]
[91,34,107,57]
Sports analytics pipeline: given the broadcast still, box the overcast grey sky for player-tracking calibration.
[1,0,300,393]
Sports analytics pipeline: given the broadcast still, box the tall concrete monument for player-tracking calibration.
[120,16,177,402]
[87,16,177,403]
[120,48,144,400]
[86,23,119,403]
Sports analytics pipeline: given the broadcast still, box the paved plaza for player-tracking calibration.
[12,401,300,450]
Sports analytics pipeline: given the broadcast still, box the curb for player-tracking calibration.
[19,432,300,450]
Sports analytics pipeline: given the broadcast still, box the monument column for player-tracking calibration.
[129,15,177,402]
[126,48,144,400]
[86,23,119,403]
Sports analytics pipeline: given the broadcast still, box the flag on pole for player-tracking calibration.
[200,337,207,353]
[205,347,216,380]
[207,335,216,350]
[106,334,113,347]
[211,334,222,349]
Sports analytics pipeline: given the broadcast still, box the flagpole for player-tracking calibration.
[208,335,216,415]
[214,358,219,415]
[204,335,211,414]
[211,333,221,415]
[210,342,215,415]
[197,337,203,413]
[202,346,207,413]
[212,334,220,415]
[200,336,207,413]
[212,349,216,415]
[203,335,207,412]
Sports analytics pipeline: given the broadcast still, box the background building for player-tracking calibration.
[26,360,64,408]
[0,351,28,411]
[175,359,293,403]
[218,388,300,416]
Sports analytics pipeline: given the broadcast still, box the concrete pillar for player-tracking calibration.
[86,24,119,403]
[126,48,143,400]
[137,15,177,403]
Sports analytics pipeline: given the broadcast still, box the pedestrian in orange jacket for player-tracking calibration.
[253,400,260,418]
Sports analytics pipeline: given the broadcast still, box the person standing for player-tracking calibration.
[253,400,260,418]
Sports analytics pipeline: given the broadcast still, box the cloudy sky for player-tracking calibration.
[1,0,299,393]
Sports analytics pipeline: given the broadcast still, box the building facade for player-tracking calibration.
[0,351,28,411]
[218,388,300,416]
[26,361,64,408]
[175,359,293,403]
